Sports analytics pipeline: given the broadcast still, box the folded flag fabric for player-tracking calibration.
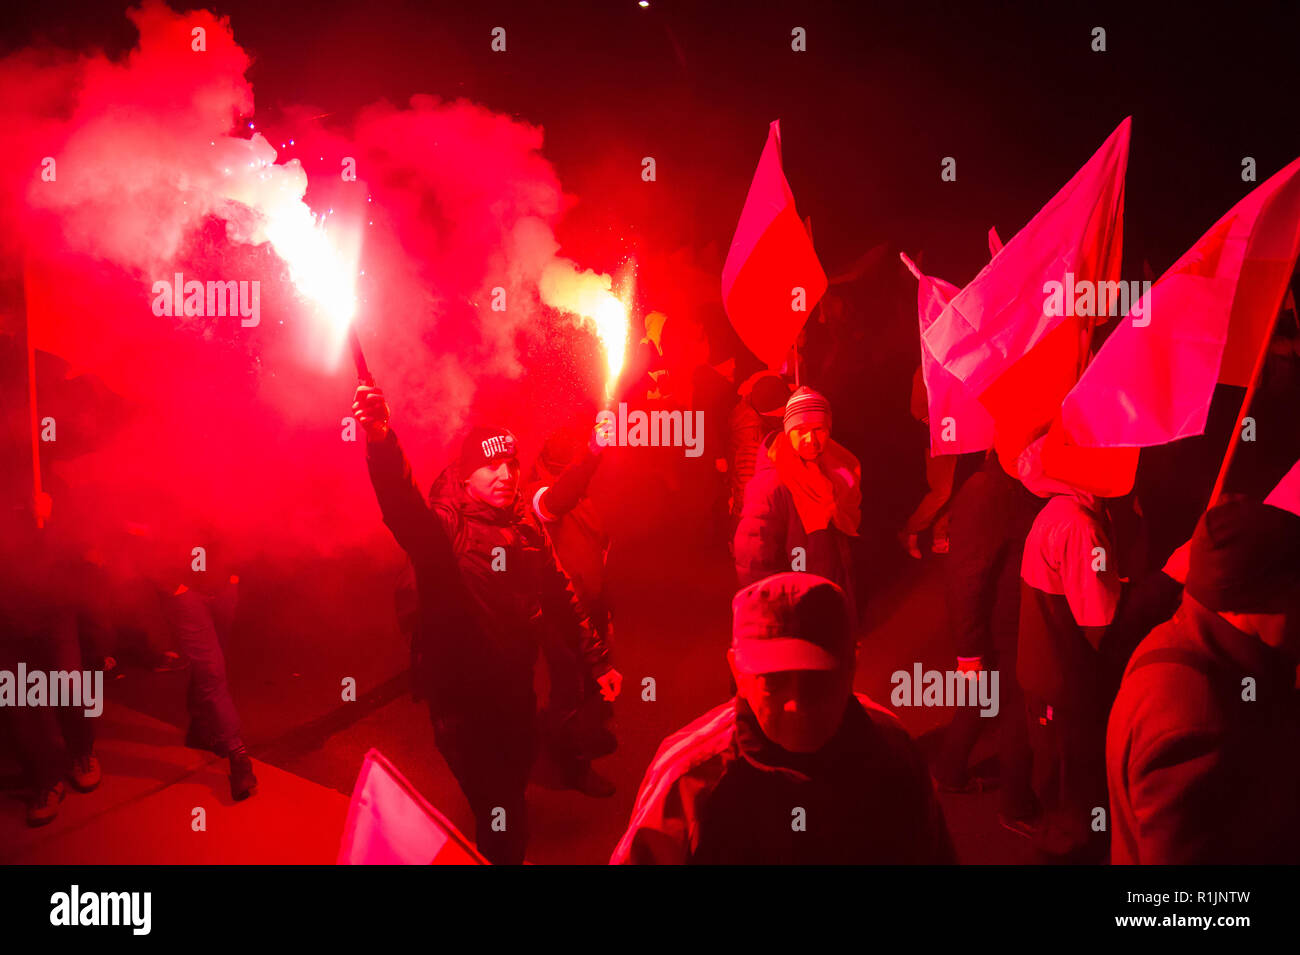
[901,252,995,454]
[337,748,486,865]
[923,119,1130,462]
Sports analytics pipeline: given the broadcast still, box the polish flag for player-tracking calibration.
[337,749,486,865]
[923,119,1130,463]
[901,252,995,454]
[1061,155,1300,448]
[722,121,827,369]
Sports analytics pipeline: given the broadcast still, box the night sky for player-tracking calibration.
[5,0,1298,288]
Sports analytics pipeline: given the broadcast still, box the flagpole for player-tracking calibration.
[348,325,374,386]
[1207,294,1289,506]
[797,214,817,388]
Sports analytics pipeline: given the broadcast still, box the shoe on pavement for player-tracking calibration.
[68,753,102,792]
[229,751,258,801]
[27,782,66,827]
[931,536,950,555]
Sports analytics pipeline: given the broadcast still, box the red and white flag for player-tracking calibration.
[722,121,827,369]
[902,252,995,454]
[337,749,486,865]
[1061,155,1300,448]
[923,119,1130,461]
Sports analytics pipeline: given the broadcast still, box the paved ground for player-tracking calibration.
[0,704,347,864]
[0,524,1032,864]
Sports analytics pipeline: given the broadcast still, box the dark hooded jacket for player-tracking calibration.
[611,693,955,864]
[366,429,610,713]
[1106,594,1300,864]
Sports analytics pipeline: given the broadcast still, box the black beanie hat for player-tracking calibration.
[1184,496,1300,614]
[457,426,518,480]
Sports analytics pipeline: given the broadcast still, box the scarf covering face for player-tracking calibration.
[770,432,862,536]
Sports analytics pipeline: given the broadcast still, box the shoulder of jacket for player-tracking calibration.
[853,692,917,751]
[1114,637,1222,750]
[639,703,736,796]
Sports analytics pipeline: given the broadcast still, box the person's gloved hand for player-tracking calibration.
[352,385,391,441]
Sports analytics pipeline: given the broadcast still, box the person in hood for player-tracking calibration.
[353,385,622,864]
[1107,487,1300,864]
[610,572,954,864]
[733,387,862,622]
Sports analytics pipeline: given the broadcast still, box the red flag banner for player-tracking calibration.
[1061,155,1300,448]
[902,252,996,454]
[337,749,486,865]
[923,119,1130,462]
[722,121,827,369]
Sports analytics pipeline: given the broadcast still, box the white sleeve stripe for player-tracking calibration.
[532,486,558,523]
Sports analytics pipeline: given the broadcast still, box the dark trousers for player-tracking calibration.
[540,622,615,778]
[1,606,96,790]
[430,689,537,865]
[1025,693,1109,863]
[161,584,243,755]
[936,457,1041,817]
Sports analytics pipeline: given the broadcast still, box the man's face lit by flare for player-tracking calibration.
[465,458,520,509]
[730,654,855,753]
[788,424,829,462]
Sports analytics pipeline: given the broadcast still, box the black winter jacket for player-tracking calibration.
[366,429,610,712]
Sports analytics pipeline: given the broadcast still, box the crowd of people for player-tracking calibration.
[3,287,1298,867]
[348,288,1299,865]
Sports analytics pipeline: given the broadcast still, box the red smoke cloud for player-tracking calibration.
[1,1,621,563]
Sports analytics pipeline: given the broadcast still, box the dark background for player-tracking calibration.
[4,0,1298,284]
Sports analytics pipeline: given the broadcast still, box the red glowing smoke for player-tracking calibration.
[0,1,622,562]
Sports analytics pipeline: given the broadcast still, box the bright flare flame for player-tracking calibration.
[593,295,629,397]
[218,137,360,360]
[265,210,358,338]
[539,260,630,400]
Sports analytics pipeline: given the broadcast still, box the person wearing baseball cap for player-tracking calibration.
[734,386,863,623]
[1107,479,1300,864]
[352,384,621,864]
[611,572,954,864]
